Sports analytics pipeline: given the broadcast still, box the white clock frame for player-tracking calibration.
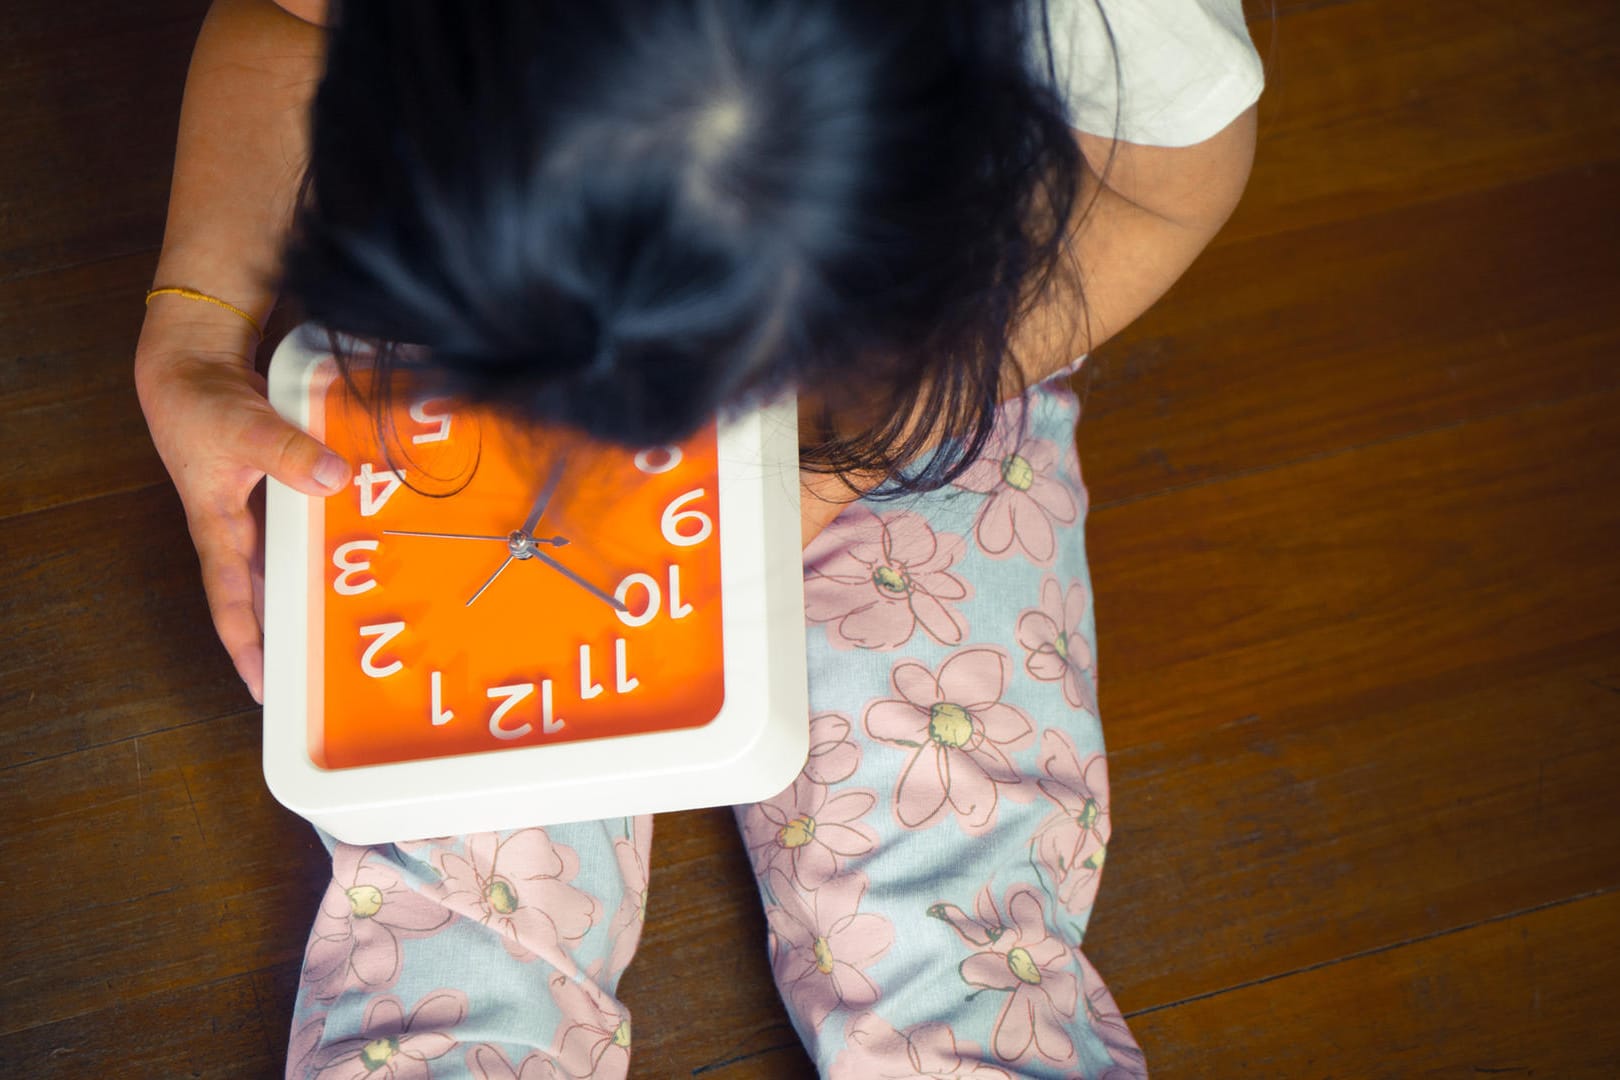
[263,324,808,844]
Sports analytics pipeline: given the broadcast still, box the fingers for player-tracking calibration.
[192,507,266,705]
[239,405,351,497]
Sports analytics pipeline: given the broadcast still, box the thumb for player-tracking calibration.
[243,407,351,496]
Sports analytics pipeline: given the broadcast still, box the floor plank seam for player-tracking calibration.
[1,706,261,774]
[1119,883,1618,1020]
[1087,380,1620,515]
[0,480,176,528]
[0,244,160,290]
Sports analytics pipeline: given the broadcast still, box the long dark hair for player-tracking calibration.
[281,0,1091,494]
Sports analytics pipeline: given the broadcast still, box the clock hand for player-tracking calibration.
[521,452,570,536]
[386,529,568,545]
[467,555,515,607]
[530,549,630,613]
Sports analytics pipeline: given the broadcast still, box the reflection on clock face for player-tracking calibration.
[307,362,726,769]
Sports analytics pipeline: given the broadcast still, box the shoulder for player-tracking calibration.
[1037,0,1265,148]
[271,0,329,27]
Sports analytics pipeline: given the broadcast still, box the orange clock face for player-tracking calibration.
[306,363,726,769]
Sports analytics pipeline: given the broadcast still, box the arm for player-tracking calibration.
[799,106,1259,545]
[134,0,334,703]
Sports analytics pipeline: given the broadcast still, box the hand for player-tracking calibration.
[135,311,351,704]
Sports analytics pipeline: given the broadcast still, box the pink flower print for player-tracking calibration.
[741,772,879,890]
[1016,578,1097,715]
[953,433,1078,565]
[606,816,653,979]
[467,1045,566,1080]
[765,868,893,1032]
[1032,730,1111,917]
[864,649,1035,834]
[941,887,1080,1066]
[833,1012,1012,1079]
[805,504,971,649]
[804,712,861,786]
[287,1014,326,1079]
[310,990,468,1079]
[436,830,599,966]
[302,845,455,1002]
[1077,950,1148,1078]
[548,971,632,1078]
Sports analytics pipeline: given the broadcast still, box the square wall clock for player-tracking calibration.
[263,325,808,844]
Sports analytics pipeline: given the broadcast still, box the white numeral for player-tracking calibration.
[614,573,661,628]
[332,540,380,595]
[354,462,405,517]
[358,622,405,678]
[615,638,639,694]
[614,565,697,627]
[660,488,712,547]
[635,445,682,474]
[409,399,452,443]
[431,671,454,726]
[541,680,565,734]
[487,683,534,740]
[668,563,692,619]
[578,645,604,700]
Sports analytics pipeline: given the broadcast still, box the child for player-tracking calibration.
[134,1,1262,1075]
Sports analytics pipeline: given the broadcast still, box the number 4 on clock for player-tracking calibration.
[353,462,405,517]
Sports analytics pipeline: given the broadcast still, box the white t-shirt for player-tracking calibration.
[1036,0,1265,147]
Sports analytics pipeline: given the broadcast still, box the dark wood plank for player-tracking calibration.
[0,968,290,1079]
[0,1,207,280]
[1226,0,1620,244]
[1077,159,1620,505]
[0,484,250,768]
[1091,628,1620,1011]
[0,253,170,519]
[0,714,327,1035]
[1127,888,1620,1078]
[1088,385,1620,748]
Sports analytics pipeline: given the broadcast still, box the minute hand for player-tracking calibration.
[531,550,629,613]
[522,452,570,536]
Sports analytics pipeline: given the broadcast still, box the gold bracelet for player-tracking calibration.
[145,286,264,339]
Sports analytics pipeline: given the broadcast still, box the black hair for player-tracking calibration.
[281,0,1094,495]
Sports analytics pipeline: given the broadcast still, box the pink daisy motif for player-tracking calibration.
[466,1044,565,1080]
[805,505,972,649]
[1031,731,1111,917]
[309,990,468,1079]
[765,868,894,1032]
[287,1014,326,1079]
[606,816,653,978]
[1016,578,1098,715]
[548,970,632,1078]
[1077,950,1148,1078]
[740,772,879,890]
[302,845,455,1002]
[931,887,1080,1066]
[804,712,862,786]
[863,648,1035,834]
[832,1012,1012,1079]
[952,430,1079,565]
[435,830,599,966]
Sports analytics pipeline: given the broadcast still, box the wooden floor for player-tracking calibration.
[3,0,1618,1076]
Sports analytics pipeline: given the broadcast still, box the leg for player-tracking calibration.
[286,816,652,1079]
[737,376,1149,1077]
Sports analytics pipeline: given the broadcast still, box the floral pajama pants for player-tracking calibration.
[285,368,1148,1079]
